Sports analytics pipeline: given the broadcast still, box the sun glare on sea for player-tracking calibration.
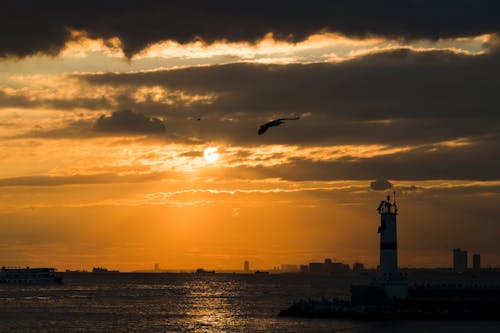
[203,147,219,163]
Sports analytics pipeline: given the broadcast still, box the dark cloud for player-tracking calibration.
[0,172,165,187]
[370,179,393,191]
[1,1,500,58]
[4,48,499,185]
[283,139,500,181]
[5,48,500,152]
[0,90,113,111]
[80,49,500,145]
[396,185,421,193]
[178,151,203,158]
[93,110,165,135]
[196,137,500,181]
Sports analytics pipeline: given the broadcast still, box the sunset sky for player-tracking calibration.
[1,1,499,271]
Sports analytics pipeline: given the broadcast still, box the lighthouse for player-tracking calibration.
[377,193,398,275]
[373,192,408,299]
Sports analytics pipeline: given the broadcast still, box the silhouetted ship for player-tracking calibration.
[254,270,270,276]
[92,267,119,273]
[0,267,62,284]
[279,193,500,320]
[195,268,215,274]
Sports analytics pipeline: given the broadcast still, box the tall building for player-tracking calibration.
[472,253,481,270]
[154,263,160,272]
[243,260,250,272]
[453,248,468,273]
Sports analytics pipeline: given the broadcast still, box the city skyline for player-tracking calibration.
[1,1,500,271]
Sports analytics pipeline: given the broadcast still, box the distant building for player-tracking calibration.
[352,262,365,272]
[299,265,308,273]
[154,263,160,272]
[92,267,119,273]
[453,248,467,273]
[473,254,481,270]
[327,262,350,273]
[281,264,299,273]
[243,260,250,272]
[309,262,325,274]
[308,259,350,274]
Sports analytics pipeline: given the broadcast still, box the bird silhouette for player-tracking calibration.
[258,117,300,135]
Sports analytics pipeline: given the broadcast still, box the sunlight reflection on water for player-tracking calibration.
[0,274,498,333]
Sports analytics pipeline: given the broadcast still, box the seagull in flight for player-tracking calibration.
[258,117,300,135]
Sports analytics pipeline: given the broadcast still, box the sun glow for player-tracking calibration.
[203,147,219,163]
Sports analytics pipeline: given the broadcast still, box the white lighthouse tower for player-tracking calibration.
[373,192,408,299]
[377,193,398,274]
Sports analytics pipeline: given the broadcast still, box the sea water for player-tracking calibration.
[0,273,498,332]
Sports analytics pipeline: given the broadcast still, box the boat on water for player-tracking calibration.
[0,267,62,284]
[92,267,120,273]
[195,268,216,274]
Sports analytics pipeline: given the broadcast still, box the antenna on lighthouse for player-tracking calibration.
[393,191,397,213]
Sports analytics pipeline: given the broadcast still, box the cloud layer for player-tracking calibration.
[79,49,500,146]
[2,1,500,58]
[93,109,165,134]
[370,179,393,191]
[2,1,500,270]
[2,47,498,182]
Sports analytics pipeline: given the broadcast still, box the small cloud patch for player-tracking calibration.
[370,178,393,191]
[93,109,165,134]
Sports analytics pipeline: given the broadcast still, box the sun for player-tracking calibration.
[203,147,219,163]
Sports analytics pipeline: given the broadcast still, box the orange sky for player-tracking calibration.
[1,30,499,271]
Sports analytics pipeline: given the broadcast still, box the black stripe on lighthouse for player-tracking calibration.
[381,242,397,250]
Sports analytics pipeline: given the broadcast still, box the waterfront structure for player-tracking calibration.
[92,267,119,273]
[325,261,350,273]
[308,262,324,274]
[308,259,350,274]
[280,193,500,319]
[473,253,481,270]
[0,267,61,284]
[352,262,364,272]
[243,260,250,272]
[453,248,467,273]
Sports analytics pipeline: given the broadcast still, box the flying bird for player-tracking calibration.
[258,117,300,135]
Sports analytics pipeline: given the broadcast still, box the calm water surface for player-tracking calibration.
[0,273,498,332]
